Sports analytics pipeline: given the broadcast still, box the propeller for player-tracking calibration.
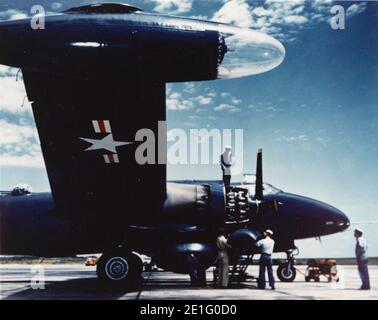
[252,148,279,212]
[255,148,264,201]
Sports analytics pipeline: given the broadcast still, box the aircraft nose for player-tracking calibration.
[325,207,350,233]
[278,193,351,238]
[216,24,285,79]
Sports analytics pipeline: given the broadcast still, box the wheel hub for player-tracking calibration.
[283,267,293,278]
[105,257,129,280]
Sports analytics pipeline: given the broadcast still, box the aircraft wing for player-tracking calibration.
[23,71,167,221]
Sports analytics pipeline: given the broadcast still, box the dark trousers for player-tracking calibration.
[357,258,370,289]
[187,254,206,286]
[223,175,231,187]
[258,254,275,289]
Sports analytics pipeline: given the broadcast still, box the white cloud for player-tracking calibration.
[51,2,63,10]
[166,85,216,111]
[0,9,28,21]
[315,136,330,146]
[0,120,37,145]
[170,92,181,99]
[166,91,194,110]
[184,82,196,94]
[212,0,253,28]
[214,103,240,112]
[196,95,213,105]
[0,66,32,115]
[231,97,242,105]
[252,7,274,17]
[211,0,365,44]
[346,2,367,17]
[276,134,309,142]
[151,0,193,14]
[0,119,44,168]
[219,91,243,106]
[275,133,331,147]
[283,15,308,24]
[0,153,44,168]
[207,91,217,98]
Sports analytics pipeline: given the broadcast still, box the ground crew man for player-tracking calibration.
[354,228,370,290]
[215,230,231,288]
[257,229,275,290]
[220,146,232,187]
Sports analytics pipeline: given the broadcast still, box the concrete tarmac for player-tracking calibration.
[0,264,377,300]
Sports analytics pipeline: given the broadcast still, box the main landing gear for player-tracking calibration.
[277,247,299,282]
[97,249,143,288]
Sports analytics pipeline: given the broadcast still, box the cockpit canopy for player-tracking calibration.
[239,174,282,196]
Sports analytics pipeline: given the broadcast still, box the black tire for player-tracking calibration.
[305,276,310,282]
[97,251,143,287]
[277,263,296,282]
[315,277,320,282]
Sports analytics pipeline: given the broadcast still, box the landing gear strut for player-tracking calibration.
[97,249,143,287]
[277,247,299,282]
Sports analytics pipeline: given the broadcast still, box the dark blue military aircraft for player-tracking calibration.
[0,3,349,286]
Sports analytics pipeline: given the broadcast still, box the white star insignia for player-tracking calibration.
[79,134,133,153]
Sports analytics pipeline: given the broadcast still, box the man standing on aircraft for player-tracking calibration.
[220,146,232,187]
[257,229,275,290]
[354,228,370,290]
[215,230,231,288]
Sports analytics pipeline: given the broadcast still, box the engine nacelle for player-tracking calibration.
[154,242,217,273]
[0,4,284,82]
[228,228,262,254]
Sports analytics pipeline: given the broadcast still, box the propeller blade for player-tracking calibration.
[255,148,264,201]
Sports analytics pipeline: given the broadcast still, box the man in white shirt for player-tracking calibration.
[256,229,275,290]
[354,228,370,290]
[220,146,232,187]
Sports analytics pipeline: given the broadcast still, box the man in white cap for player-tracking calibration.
[220,146,232,187]
[354,228,370,290]
[256,229,275,290]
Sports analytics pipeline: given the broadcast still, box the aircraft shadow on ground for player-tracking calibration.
[1,275,268,300]
[1,277,141,300]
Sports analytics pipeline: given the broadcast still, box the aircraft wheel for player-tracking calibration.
[277,263,296,282]
[97,251,143,287]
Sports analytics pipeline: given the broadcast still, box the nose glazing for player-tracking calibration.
[216,24,285,79]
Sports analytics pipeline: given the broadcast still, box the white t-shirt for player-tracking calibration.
[256,237,275,255]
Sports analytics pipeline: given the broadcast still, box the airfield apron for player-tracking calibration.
[216,235,229,288]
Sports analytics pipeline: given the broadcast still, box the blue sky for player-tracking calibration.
[0,1,377,257]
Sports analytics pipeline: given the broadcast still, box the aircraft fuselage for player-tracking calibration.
[0,181,349,272]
